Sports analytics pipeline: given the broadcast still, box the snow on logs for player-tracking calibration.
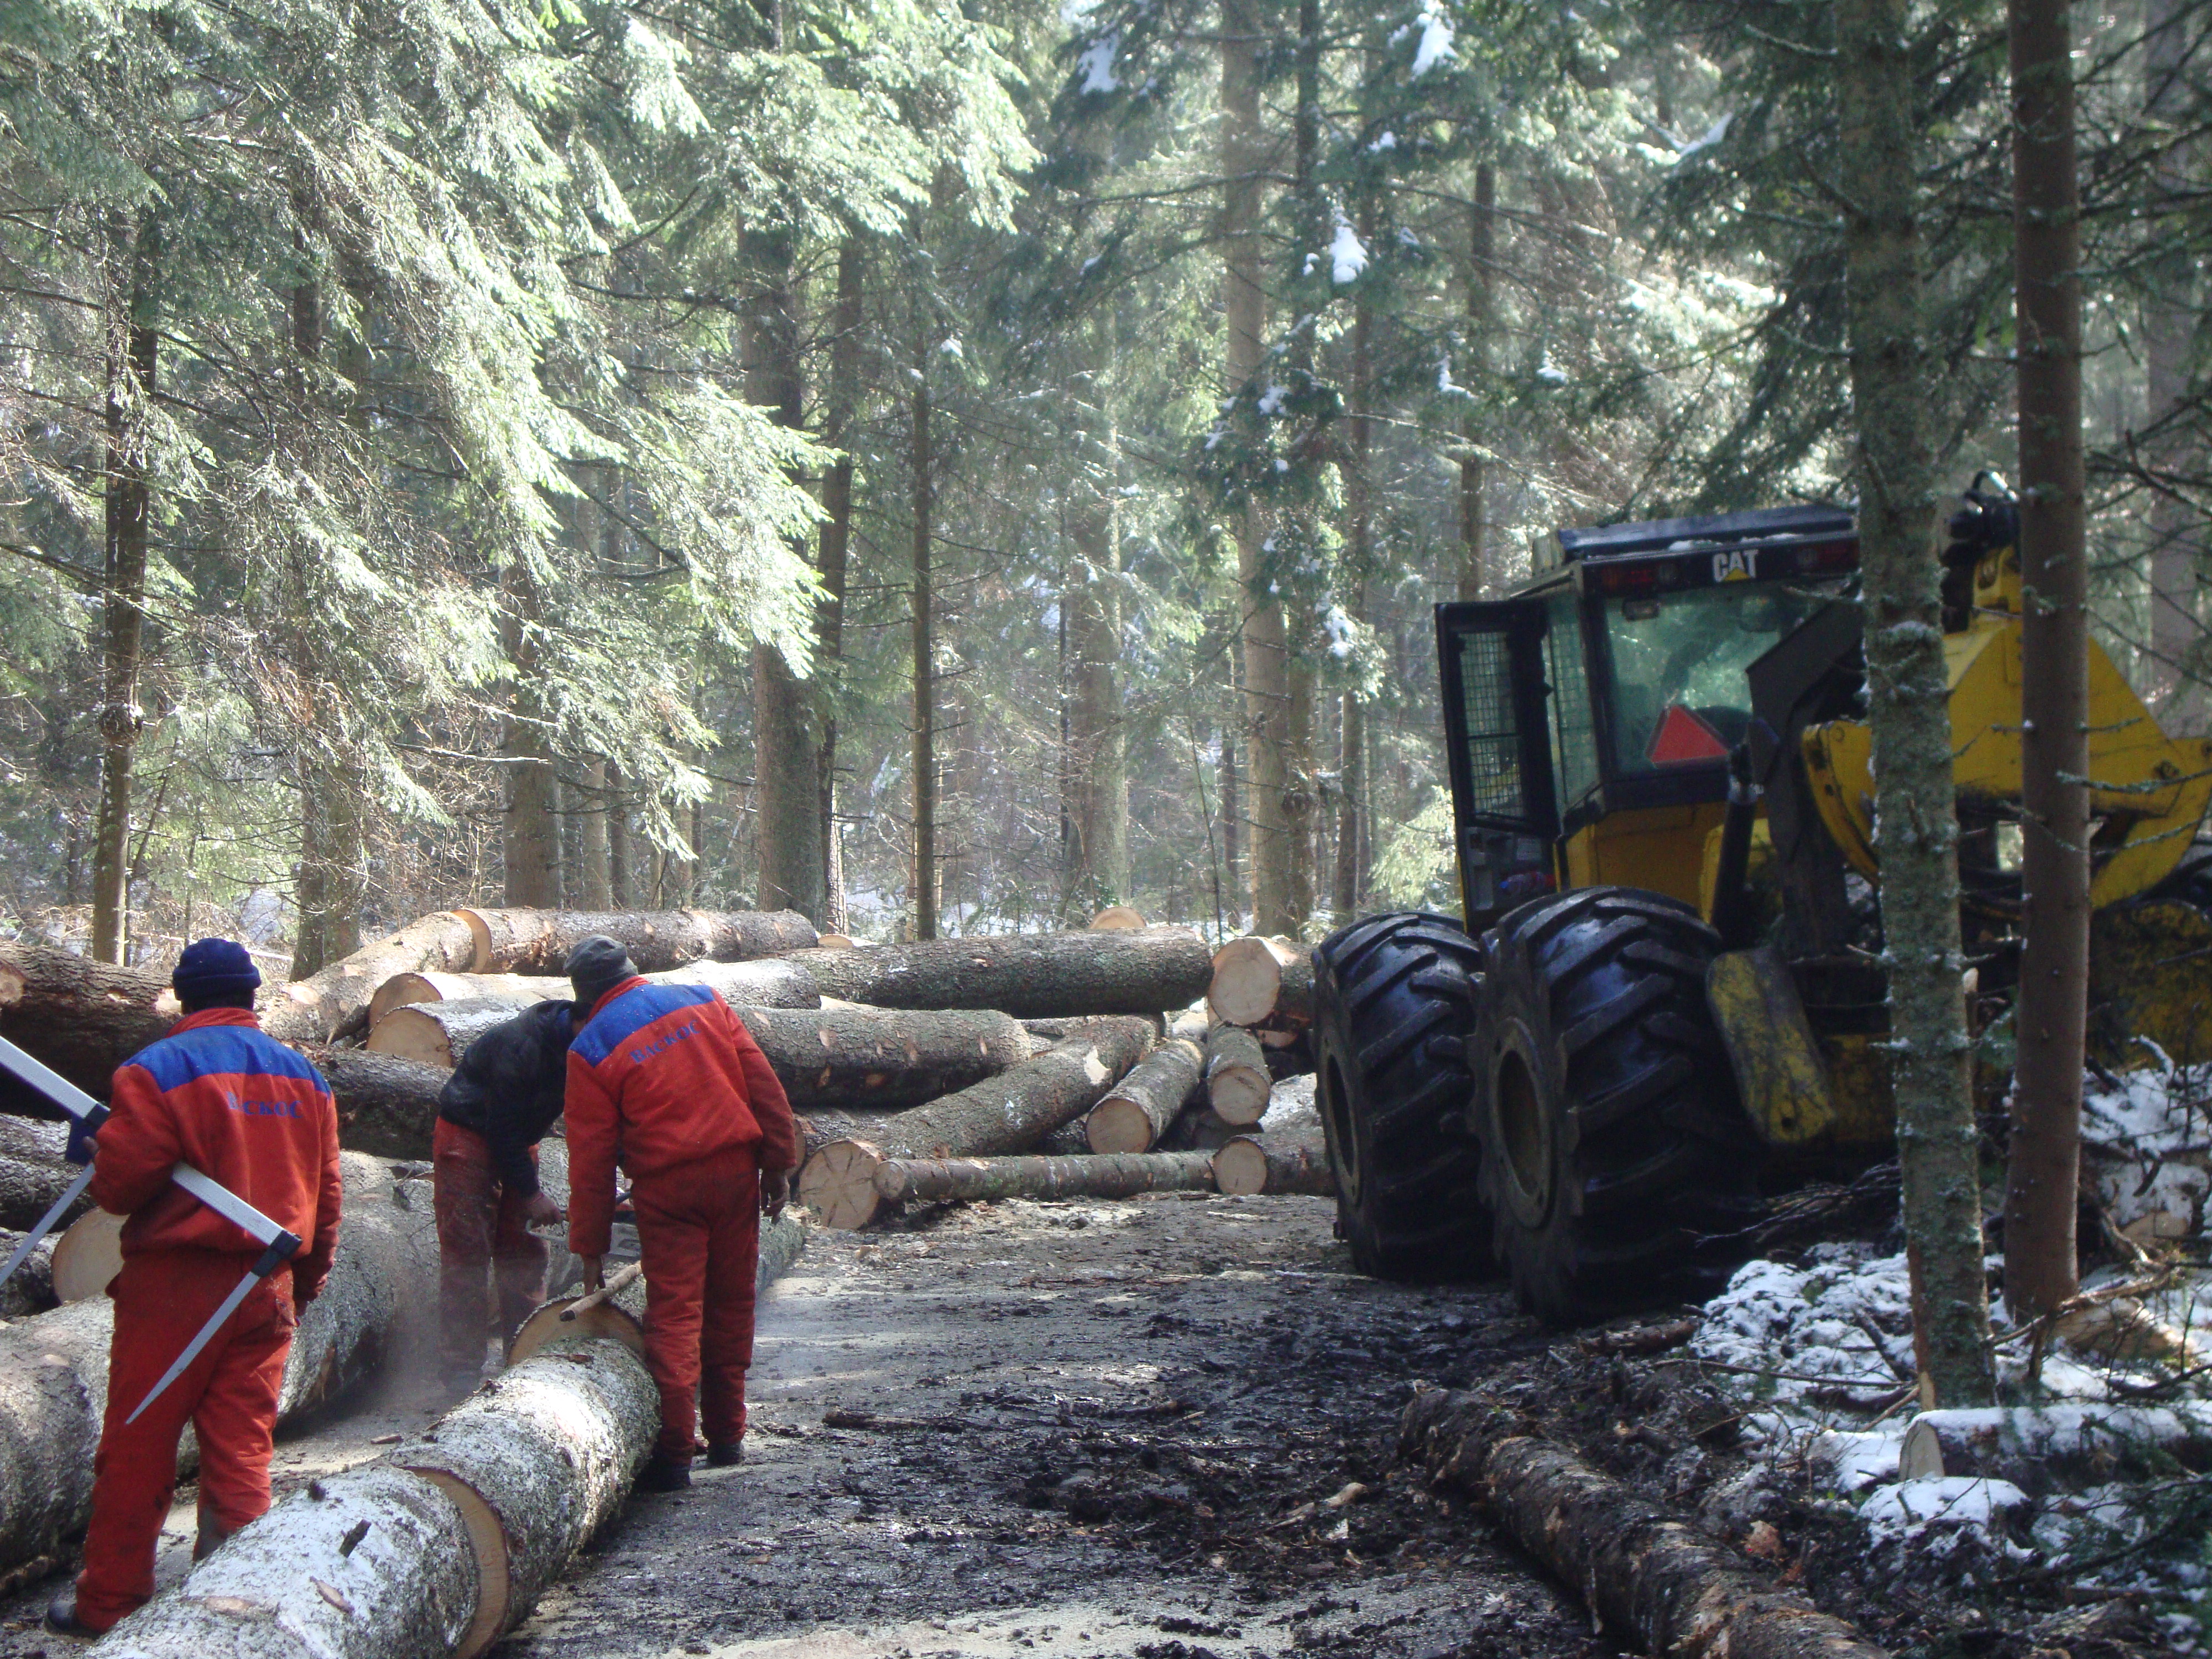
[1899,1402,2212,1494]
[366,956,821,1028]
[1207,936,1314,1031]
[801,1019,1156,1228]
[1211,1134,1335,1198]
[0,1155,435,1580]
[874,1151,1217,1207]
[456,907,817,976]
[788,928,1213,1019]
[1401,1388,1886,1659]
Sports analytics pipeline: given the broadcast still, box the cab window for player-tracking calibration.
[1602,581,1838,775]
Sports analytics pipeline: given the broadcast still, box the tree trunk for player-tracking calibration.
[1459,164,1496,601]
[606,764,632,907]
[1203,1023,1271,1126]
[316,1050,455,1161]
[367,997,548,1070]
[500,565,561,910]
[911,225,938,944]
[1220,667,1242,924]
[0,943,176,1103]
[799,1022,1156,1227]
[732,1006,1031,1112]
[295,771,366,982]
[818,239,863,937]
[1086,1028,1206,1154]
[1898,1401,2212,1495]
[1207,936,1314,1029]
[576,760,613,910]
[1336,253,1373,917]
[367,957,820,1029]
[1220,0,1292,937]
[2143,0,2200,717]
[2007,0,2093,1324]
[789,928,1213,1017]
[1838,0,1993,1404]
[749,221,823,924]
[100,1465,481,1659]
[90,211,160,966]
[1212,1133,1334,1197]
[456,906,817,975]
[1400,1390,1887,1659]
[875,1150,1215,1207]
[1064,452,1129,910]
[394,1334,658,1656]
[0,1155,435,1582]
[0,1117,91,1233]
[273,912,484,1041]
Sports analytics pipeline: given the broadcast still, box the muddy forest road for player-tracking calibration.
[512,1194,1612,1659]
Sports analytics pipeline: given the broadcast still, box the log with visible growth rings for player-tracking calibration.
[1207,935,1314,1030]
[268,912,484,1043]
[1084,1015,1206,1154]
[874,1151,1217,1206]
[366,995,546,1070]
[457,907,817,975]
[1203,1025,1272,1126]
[801,1021,1156,1229]
[787,928,1213,1018]
[1211,1134,1335,1198]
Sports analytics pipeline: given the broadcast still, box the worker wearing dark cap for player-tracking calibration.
[562,936,796,1491]
[432,999,575,1392]
[50,940,341,1637]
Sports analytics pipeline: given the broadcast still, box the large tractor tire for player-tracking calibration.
[1312,912,1490,1279]
[1474,886,1758,1323]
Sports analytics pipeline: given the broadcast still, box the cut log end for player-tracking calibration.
[1212,1136,1334,1198]
[800,1140,887,1230]
[51,1209,122,1304]
[1086,1096,1156,1156]
[505,1297,645,1370]
[410,1469,510,1659]
[1088,906,1146,931]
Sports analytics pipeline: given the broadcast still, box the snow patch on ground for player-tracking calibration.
[2082,1057,2211,1241]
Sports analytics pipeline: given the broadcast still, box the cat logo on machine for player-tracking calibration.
[1713,547,1759,583]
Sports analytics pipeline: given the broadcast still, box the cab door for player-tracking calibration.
[1436,598,1559,928]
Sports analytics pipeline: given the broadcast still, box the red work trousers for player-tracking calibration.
[432,1119,549,1377]
[629,1147,760,1462]
[75,1249,295,1632]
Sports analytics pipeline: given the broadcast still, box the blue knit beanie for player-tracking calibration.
[173,938,261,1003]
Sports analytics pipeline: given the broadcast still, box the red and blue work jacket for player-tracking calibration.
[564,978,797,1259]
[95,1008,343,1298]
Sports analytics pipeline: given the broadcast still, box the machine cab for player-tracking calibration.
[1438,505,1860,927]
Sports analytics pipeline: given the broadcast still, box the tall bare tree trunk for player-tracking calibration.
[1459,164,1496,602]
[817,240,862,936]
[910,228,938,943]
[2006,0,2092,1323]
[605,763,632,906]
[500,567,561,909]
[1335,262,1373,919]
[2143,0,2200,719]
[1221,0,1295,935]
[748,220,823,922]
[1220,654,1241,925]
[575,759,613,908]
[90,212,159,965]
[1838,0,1994,1406]
[1064,440,1129,908]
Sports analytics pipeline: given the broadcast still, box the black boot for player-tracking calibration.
[636,1452,692,1493]
[194,1506,232,1561]
[45,1591,101,1640]
[706,1441,744,1468]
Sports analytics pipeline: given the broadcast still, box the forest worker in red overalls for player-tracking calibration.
[48,938,342,1638]
[562,935,796,1491]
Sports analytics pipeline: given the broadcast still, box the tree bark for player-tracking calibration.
[799,1022,1156,1227]
[1337,249,1373,917]
[394,1333,658,1656]
[576,760,613,910]
[733,1006,1030,1112]
[2007,0,2093,1324]
[1064,445,1129,911]
[98,1465,481,1659]
[1220,674,1242,924]
[456,906,817,975]
[273,912,484,1041]
[90,210,160,966]
[1898,1401,2212,1494]
[0,1117,88,1233]
[1838,0,1993,1404]
[817,239,863,937]
[367,957,820,1028]
[1207,936,1315,1029]
[875,1151,1215,1207]
[500,564,561,910]
[1459,164,1496,601]
[789,928,1213,1017]
[367,997,549,1070]
[1400,1390,1887,1659]
[0,944,177,1105]
[606,763,633,908]
[0,1154,435,1581]
[1086,1026,1206,1154]
[2143,0,2201,716]
[911,221,938,943]
[1204,1024,1272,1126]
[1212,1133,1334,1197]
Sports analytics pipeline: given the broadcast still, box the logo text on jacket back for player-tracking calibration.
[628,1021,700,1066]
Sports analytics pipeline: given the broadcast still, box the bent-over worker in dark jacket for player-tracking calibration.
[433,999,575,1390]
[51,939,342,1638]
[563,936,796,1491]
